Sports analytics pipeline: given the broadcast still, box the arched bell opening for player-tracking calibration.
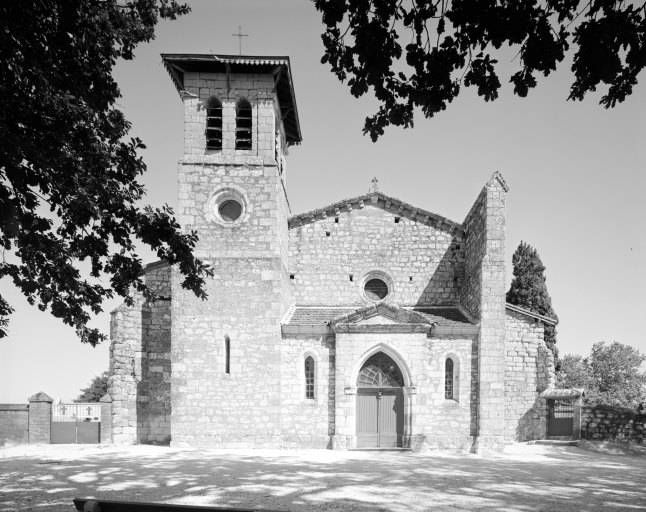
[356,352,405,448]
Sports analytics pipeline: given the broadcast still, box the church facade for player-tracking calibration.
[108,54,557,453]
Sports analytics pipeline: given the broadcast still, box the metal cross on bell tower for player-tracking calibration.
[370,177,380,193]
[232,26,248,55]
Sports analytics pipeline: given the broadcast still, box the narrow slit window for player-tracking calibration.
[445,358,454,399]
[225,335,230,374]
[235,98,252,150]
[205,97,222,150]
[305,356,315,399]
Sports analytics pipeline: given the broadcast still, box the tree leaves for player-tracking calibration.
[314,0,646,139]
[557,342,646,407]
[0,1,211,346]
[75,371,109,402]
[506,241,559,360]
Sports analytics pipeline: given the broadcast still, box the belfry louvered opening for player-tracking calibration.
[235,98,252,150]
[205,97,222,150]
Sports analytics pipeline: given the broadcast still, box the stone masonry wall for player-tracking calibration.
[182,71,278,164]
[504,310,555,441]
[110,262,171,444]
[332,331,475,452]
[0,404,28,445]
[462,172,508,453]
[137,263,172,444]
[460,189,486,318]
[280,335,334,448]
[581,405,646,444]
[289,206,464,306]
[171,258,285,447]
[171,69,291,447]
[27,392,52,444]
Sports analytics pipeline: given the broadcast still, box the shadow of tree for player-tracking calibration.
[0,445,644,512]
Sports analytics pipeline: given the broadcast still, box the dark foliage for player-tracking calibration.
[75,371,109,402]
[0,1,213,345]
[314,0,646,140]
[557,342,646,407]
[506,241,559,359]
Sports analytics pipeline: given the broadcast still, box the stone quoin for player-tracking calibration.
[108,53,558,453]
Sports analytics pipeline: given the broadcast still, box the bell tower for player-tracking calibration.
[162,54,301,446]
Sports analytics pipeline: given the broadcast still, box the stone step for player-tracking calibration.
[528,439,579,446]
[349,447,412,452]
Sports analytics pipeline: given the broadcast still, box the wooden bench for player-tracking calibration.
[73,498,287,512]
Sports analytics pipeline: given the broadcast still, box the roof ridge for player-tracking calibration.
[288,191,465,238]
[505,303,558,325]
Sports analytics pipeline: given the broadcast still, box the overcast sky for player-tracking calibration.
[1,0,644,403]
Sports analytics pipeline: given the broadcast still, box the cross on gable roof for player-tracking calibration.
[288,191,466,239]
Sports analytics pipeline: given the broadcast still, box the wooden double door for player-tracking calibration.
[357,388,404,448]
[356,352,405,448]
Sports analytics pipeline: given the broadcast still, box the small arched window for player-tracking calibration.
[235,98,252,150]
[224,335,231,374]
[445,358,454,399]
[205,97,222,150]
[305,356,315,399]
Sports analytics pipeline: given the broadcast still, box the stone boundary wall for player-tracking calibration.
[0,404,28,445]
[581,404,646,445]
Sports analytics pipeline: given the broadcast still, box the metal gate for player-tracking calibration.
[548,399,574,437]
[51,403,101,444]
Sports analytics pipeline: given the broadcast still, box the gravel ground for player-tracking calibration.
[0,442,644,512]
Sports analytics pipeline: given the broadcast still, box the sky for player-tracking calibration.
[1,0,645,403]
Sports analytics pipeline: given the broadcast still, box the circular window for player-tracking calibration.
[364,278,389,301]
[205,186,249,227]
[218,200,242,222]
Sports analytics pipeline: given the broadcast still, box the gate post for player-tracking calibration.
[572,396,583,440]
[28,392,53,444]
[99,394,113,444]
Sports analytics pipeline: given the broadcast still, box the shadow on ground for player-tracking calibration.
[0,443,644,512]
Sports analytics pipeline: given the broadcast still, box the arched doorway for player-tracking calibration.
[356,352,405,448]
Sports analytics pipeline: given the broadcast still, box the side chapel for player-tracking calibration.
[108,54,558,453]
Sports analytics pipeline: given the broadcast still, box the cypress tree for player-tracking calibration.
[506,242,559,361]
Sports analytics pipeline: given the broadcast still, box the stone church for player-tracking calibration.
[108,54,558,453]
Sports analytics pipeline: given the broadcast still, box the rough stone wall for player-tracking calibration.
[109,263,171,444]
[27,392,52,444]
[171,258,285,447]
[460,189,486,318]
[137,263,172,444]
[332,330,475,452]
[182,72,277,163]
[280,335,334,448]
[461,173,508,453]
[170,70,292,447]
[0,404,28,445]
[581,405,646,444]
[289,206,464,306]
[504,310,555,441]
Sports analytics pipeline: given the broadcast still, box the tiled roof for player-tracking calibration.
[540,388,585,399]
[412,308,473,326]
[284,306,472,327]
[286,307,356,326]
